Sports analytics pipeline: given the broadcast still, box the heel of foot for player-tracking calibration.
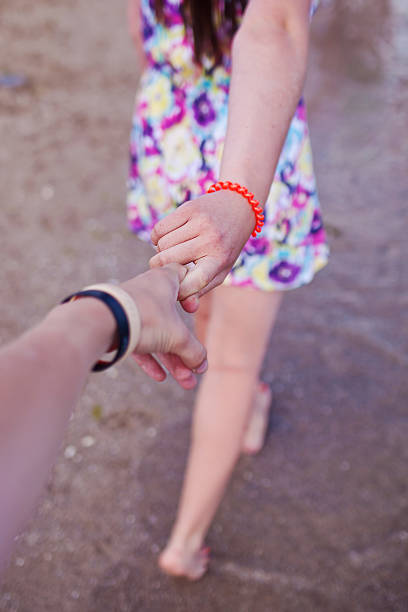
[158,549,185,578]
[158,545,210,581]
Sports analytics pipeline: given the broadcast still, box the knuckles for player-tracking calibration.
[192,209,224,247]
[150,251,166,268]
[155,251,169,267]
[151,216,173,243]
[157,236,168,252]
[195,266,212,291]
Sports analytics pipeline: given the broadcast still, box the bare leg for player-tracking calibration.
[196,291,273,455]
[194,291,213,346]
[159,285,282,579]
[241,381,273,455]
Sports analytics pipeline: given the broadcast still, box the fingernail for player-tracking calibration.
[194,359,208,374]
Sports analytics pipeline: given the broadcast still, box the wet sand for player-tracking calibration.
[0,1,407,610]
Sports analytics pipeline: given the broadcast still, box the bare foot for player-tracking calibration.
[158,544,210,581]
[241,382,272,455]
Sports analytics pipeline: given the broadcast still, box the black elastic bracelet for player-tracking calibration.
[61,289,130,372]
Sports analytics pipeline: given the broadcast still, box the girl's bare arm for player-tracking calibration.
[150,0,312,301]
[128,0,147,68]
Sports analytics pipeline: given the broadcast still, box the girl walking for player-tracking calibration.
[127,0,328,580]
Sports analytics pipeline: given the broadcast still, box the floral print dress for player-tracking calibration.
[127,0,329,291]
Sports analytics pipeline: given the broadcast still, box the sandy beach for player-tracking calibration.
[0,1,407,610]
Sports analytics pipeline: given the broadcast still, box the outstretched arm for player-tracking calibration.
[0,264,206,570]
[150,0,312,302]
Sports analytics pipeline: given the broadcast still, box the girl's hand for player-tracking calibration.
[121,264,208,389]
[149,191,255,303]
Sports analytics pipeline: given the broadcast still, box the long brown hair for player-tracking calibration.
[155,0,247,63]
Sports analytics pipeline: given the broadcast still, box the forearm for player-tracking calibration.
[148,3,312,297]
[0,299,114,568]
[220,0,311,204]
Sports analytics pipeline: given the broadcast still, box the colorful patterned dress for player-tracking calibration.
[127,0,329,291]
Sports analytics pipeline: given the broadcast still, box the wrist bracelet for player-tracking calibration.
[61,283,141,372]
[207,181,264,237]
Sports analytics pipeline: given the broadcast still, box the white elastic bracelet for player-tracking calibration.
[84,283,141,366]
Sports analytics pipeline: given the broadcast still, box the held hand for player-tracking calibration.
[149,191,255,303]
[120,265,207,389]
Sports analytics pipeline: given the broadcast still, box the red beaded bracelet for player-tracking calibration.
[207,181,264,237]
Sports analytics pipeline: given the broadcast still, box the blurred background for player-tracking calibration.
[0,1,407,610]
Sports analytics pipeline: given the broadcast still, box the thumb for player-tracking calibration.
[178,258,218,301]
[173,328,208,373]
[180,294,200,313]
